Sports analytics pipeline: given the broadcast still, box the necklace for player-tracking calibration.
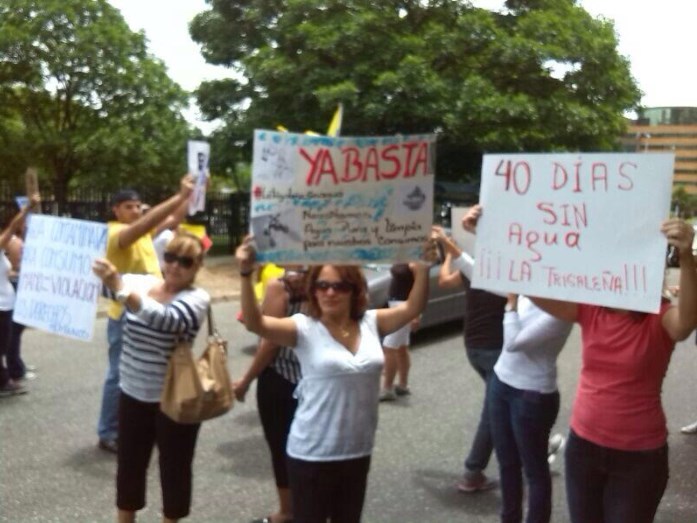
[325,320,351,338]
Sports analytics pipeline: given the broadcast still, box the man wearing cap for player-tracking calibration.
[97,175,194,453]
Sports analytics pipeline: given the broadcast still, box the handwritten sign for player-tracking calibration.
[472,153,674,313]
[251,130,435,264]
[451,207,476,256]
[188,140,210,215]
[13,215,107,341]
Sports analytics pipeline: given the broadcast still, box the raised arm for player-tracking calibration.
[0,194,38,251]
[233,278,288,402]
[376,262,429,337]
[431,226,465,288]
[118,175,194,249]
[154,198,189,237]
[661,219,697,341]
[235,236,298,348]
[504,296,572,353]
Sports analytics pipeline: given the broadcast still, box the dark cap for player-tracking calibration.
[111,189,141,206]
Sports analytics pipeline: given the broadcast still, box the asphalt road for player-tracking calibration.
[2,300,697,522]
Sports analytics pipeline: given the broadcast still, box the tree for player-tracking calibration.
[190,0,640,182]
[0,0,191,205]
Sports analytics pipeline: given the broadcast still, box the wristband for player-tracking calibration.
[115,288,130,305]
[240,268,254,277]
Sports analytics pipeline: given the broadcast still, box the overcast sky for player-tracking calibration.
[109,0,697,133]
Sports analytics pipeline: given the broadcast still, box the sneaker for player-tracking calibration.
[98,438,118,454]
[379,388,397,402]
[0,380,28,398]
[548,433,566,464]
[681,421,697,434]
[15,371,37,382]
[395,385,411,396]
[456,471,497,493]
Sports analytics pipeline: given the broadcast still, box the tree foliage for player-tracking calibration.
[0,0,191,204]
[190,0,641,182]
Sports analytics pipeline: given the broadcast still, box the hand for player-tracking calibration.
[462,204,482,233]
[92,258,122,292]
[430,225,446,243]
[661,218,694,255]
[28,193,41,211]
[410,316,421,332]
[232,379,248,402]
[235,234,257,273]
[179,174,195,198]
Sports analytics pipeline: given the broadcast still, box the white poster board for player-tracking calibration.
[472,153,674,313]
[13,215,107,341]
[188,140,210,215]
[250,130,436,264]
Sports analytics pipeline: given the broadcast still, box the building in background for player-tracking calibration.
[622,107,697,194]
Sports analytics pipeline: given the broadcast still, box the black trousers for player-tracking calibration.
[257,367,298,488]
[287,455,371,523]
[117,392,201,519]
[0,309,12,387]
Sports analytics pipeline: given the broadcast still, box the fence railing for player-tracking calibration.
[0,188,251,256]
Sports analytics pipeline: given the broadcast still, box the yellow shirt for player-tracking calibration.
[106,222,161,319]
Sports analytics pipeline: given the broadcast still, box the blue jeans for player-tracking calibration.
[489,374,559,523]
[464,347,501,474]
[97,316,124,441]
[565,429,668,523]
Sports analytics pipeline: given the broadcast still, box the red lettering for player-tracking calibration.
[380,144,400,178]
[537,202,557,225]
[618,162,636,190]
[364,147,380,181]
[312,149,339,185]
[591,162,608,191]
[340,147,363,182]
[408,142,429,177]
[552,163,568,190]
[300,147,322,185]
[402,142,419,177]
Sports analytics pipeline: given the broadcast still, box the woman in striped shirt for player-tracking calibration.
[93,232,209,523]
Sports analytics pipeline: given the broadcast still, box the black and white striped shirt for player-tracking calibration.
[270,278,303,384]
[107,274,210,403]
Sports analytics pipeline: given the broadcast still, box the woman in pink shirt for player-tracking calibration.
[533,218,697,523]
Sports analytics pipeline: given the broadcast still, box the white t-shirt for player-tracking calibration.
[152,229,175,270]
[494,297,572,394]
[0,252,15,311]
[287,310,384,461]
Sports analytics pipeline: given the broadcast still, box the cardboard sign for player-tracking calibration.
[250,130,436,264]
[188,140,210,215]
[472,153,674,313]
[13,215,107,341]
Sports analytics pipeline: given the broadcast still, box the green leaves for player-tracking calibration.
[191,0,640,182]
[0,0,191,203]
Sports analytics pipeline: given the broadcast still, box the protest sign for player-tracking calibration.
[188,140,210,215]
[472,153,674,313]
[250,130,435,264]
[13,215,107,341]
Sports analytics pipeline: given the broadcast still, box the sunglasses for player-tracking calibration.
[163,252,196,269]
[313,280,354,293]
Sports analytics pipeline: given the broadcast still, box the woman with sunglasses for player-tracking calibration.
[236,236,429,523]
[93,231,209,523]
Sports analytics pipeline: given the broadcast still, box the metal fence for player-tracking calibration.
[0,188,251,255]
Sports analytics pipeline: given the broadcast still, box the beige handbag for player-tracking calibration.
[160,307,233,424]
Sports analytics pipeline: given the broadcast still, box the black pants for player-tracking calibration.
[0,309,12,387]
[257,367,298,488]
[287,455,371,523]
[117,392,201,519]
[565,430,669,523]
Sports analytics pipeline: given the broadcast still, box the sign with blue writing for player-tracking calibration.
[13,215,108,341]
[251,130,436,264]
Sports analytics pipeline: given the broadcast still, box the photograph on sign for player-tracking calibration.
[250,130,435,264]
[13,215,107,341]
[187,140,210,215]
[472,153,674,313]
